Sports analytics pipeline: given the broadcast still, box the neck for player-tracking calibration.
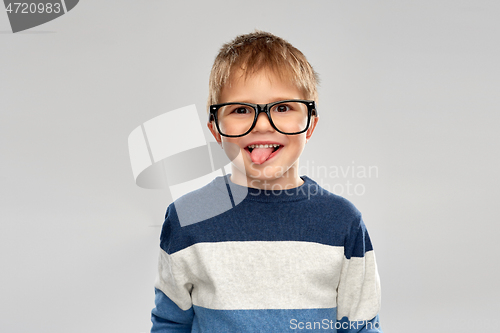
[229,162,304,190]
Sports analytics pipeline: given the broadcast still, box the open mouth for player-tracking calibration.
[245,144,283,164]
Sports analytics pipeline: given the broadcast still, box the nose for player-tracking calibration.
[252,112,274,133]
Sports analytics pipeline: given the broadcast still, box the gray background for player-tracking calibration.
[1,0,499,332]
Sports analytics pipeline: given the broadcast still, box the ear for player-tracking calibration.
[305,115,319,142]
[207,121,222,145]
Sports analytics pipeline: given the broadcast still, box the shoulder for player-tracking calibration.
[160,176,237,251]
[301,176,362,221]
[303,177,374,254]
[167,176,234,226]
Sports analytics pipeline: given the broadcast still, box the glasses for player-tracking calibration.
[208,99,317,137]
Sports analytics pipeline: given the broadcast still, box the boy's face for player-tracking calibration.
[207,69,318,190]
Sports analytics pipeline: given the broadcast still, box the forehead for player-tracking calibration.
[219,68,305,103]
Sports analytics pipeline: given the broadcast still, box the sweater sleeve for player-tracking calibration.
[335,216,383,333]
[151,206,194,333]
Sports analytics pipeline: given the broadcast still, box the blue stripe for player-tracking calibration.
[190,306,382,333]
[192,306,338,332]
[160,176,373,258]
[151,288,194,333]
[151,290,382,332]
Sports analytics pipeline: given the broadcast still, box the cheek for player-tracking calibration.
[288,140,307,161]
[288,135,307,151]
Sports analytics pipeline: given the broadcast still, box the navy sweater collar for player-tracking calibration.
[212,174,318,203]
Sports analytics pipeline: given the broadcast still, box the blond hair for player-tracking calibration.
[207,30,319,110]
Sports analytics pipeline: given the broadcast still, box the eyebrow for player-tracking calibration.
[226,98,302,104]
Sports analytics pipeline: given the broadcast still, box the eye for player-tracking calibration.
[275,104,291,112]
[232,106,251,114]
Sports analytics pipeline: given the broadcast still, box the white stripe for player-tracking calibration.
[336,250,381,321]
[155,241,345,310]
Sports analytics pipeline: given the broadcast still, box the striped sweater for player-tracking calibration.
[151,175,382,332]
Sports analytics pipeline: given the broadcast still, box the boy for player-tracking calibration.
[151,31,382,332]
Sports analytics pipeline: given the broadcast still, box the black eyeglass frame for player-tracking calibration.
[208,99,318,138]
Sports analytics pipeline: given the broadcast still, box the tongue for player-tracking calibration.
[250,147,274,164]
